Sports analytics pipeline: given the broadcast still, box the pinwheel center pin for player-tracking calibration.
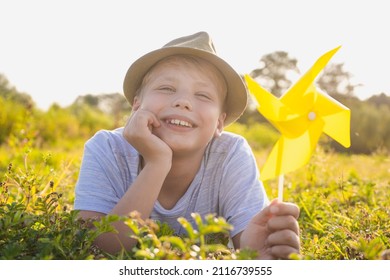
[308,111,316,121]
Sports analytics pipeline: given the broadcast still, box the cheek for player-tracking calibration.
[139,95,167,111]
[201,110,224,132]
[203,111,224,130]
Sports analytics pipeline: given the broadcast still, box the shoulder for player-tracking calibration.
[87,127,124,144]
[203,131,255,170]
[209,131,252,155]
[84,127,137,155]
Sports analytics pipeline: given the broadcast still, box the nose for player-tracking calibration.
[172,95,192,111]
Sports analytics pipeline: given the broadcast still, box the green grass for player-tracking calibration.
[258,147,390,259]
[1,134,389,259]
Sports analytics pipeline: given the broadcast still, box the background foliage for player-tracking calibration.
[1,50,389,259]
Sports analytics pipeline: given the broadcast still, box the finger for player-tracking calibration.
[249,201,300,227]
[132,109,161,129]
[270,245,300,259]
[267,229,300,250]
[267,215,300,235]
[143,110,161,129]
[248,204,274,226]
[268,199,300,219]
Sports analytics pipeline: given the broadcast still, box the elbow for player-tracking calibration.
[94,231,138,255]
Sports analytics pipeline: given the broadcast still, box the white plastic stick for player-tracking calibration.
[278,174,284,202]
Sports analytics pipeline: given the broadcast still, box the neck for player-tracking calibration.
[158,149,205,210]
[138,148,205,191]
[166,149,204,183]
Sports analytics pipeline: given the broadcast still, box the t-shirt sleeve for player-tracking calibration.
[73,131,127,214]
[219,136,269,237]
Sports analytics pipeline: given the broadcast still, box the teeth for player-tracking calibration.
[168,119,192,128]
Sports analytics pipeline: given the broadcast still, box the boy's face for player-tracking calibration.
[133,56,227,156]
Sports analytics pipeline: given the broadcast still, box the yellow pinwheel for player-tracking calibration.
[245,46,351,182]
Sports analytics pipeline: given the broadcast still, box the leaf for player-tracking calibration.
[160,236,187,252]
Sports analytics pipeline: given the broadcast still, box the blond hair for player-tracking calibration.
[135,55,228,111]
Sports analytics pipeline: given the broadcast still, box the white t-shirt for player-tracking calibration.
[74,128,268,237]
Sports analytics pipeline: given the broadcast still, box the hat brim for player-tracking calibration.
[123,46,247,126]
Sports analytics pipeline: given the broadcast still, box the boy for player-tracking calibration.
[74,32,300,259]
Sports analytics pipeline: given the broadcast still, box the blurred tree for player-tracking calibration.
[249,51,299,96]
[73,93,130,127]
[242,51,390,155]
[366,93,390,107]
[76,94,99,107]
[0,73,34,108]
[0,74,35,146]
[317,63,359,97]
[239,51,299,126]
[98,93,131,127]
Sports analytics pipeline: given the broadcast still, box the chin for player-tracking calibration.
[156,132,210,156]
[167,141,194,154]
[165,139,202,157]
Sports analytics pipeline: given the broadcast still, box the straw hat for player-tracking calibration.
[123,31,248,126]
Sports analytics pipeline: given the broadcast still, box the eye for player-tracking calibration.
[158,86,175,93]
[195,92,212,101]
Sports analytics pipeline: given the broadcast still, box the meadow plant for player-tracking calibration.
[0,119,388,259]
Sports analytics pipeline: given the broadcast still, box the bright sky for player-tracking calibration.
[1,0,389,110]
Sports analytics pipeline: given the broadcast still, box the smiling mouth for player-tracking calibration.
[166,119,193,128]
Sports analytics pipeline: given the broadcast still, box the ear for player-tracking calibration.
[214,112,226,137]
[132,96,141,111]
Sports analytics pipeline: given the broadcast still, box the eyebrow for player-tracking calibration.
[152,75,216,89]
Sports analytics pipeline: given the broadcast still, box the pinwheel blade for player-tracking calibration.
[281,46,341,108]
[260,120,324,181]
[245,46,350,181]
[316,91,351,147]
[244,74,287,122]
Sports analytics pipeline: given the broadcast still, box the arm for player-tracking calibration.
[233,199,300,259]
[78,109,172,254]
[215,135,299,259]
